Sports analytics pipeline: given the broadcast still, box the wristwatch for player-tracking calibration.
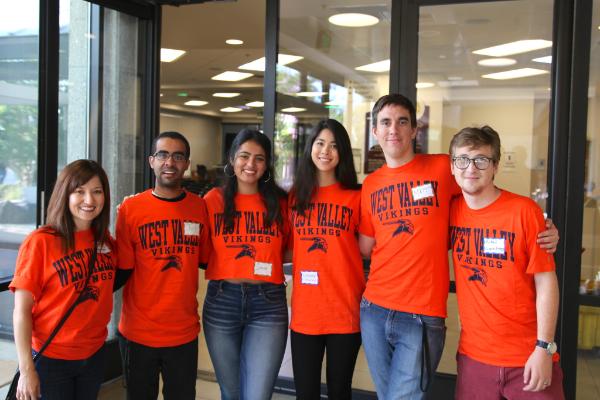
[536,340,558,355]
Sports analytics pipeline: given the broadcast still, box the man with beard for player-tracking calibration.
[115,131,210,399]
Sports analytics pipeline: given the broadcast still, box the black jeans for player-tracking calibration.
[33,345,105,400]
[118,334,198,400]
[290,330,362,400]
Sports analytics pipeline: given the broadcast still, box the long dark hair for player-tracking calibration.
[292,119,360,215]
[222,129,286,230]
[44,159,111,251]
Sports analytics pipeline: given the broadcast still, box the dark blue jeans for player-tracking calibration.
[118,335,198,400]
[33,344,105,400]
[203,280,288,400]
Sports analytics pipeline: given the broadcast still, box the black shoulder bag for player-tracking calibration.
[5,242,98,400]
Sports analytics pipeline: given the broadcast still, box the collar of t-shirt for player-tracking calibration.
[151,190,187,202]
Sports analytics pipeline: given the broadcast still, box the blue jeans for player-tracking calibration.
[33,344,105,400]
[202,280,288,400]
[360,298,446,400]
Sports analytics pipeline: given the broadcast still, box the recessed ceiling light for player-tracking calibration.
[296,91,327,97]
[532,56,552,64]
[246,101,264,107]
[415,82,434,89]
[161,48,186,62]
[482,68,548,80]
[473,40,552,57]
[238,54,303,72]
[160,93,163,97]
[226,39,244,45]
[281,107,306,113]
[184,100,208,106]
[213,92,241,98]
[477,58,517,67]
[220,107,242,113]
[211,71,254,81]
[328,13,379,27]
[355,59,390,72]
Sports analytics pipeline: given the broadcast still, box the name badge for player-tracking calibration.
[412,184,434,201]
[483,238,505,254]
[254,262,272,276]
[301,271,319,285]
[184,222,200,236]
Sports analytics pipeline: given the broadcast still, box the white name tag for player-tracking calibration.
[184,222,200,236]
[484,238,505,254]
[411,184,434,201]
[254,262,272,276]
[301,271,319,285]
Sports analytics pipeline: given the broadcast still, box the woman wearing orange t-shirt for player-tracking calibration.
[202,129,289,400]
[10,160,116,400]
[289,119,365,399]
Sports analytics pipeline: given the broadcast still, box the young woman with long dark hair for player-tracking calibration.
[289,119,365,399]
[10,159,116,400]
[202,129,289,400]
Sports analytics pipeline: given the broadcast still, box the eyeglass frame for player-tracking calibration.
[452,156,496,170]
[151,151,188,162]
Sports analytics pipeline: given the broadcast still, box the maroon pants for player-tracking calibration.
[455,353,565,400]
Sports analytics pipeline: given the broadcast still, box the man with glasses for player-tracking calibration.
[115,131,210,399]
[449,126,564,399]
[358,94,558,400]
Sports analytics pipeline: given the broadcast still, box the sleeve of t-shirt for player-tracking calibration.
[9,233,46,300]
[359,183,375,237]
[116,201,136,270]
[523,201,556,274]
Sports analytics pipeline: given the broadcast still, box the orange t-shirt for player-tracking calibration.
[289,183,365,334]
[360,154,461,318]
[10,228,116,360]
[116,190,209,347]
[450,190,557,366]
[203,188,288,284]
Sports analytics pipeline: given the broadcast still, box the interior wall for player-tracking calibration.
[159,111,223,176]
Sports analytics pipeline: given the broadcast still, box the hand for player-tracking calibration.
[523,347,553,391]
[537,218,559,254]
[16,368,41,399]
[116,194,136,212]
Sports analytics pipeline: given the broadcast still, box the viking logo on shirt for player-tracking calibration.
[226,244,257,259]
[157,255,183,272]
[78,285,101,303]
[461,264,488,286]
[383,219,414,236]
[301,237,328,253]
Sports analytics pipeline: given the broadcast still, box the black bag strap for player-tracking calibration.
[33,240,98,361]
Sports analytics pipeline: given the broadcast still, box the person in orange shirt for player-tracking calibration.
[289,119,364,399]
[358,94,559,400]
[115,131,210,400]
[449,126,564,399]
[202,129,289,400]
[10,159,116,400]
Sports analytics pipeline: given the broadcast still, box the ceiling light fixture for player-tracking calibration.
[281,107,306,113]
[355,59,390,72]
[328,13,379,27]
[225,39,244,45]
[532,56,552,64]
[296,91,327,97]
[324,101,343,106]
[238,54,303,72]
[473,39,552,57]
[416,82,434,89]
[437,80,479,87]
[481,68,548,80]
[246,101,264,107]
[213,92,241,98]
[220,107,243,113]
[184,100,208,106]
[161,48,186,62]
[477,57,517,67]
[211,71,254,81]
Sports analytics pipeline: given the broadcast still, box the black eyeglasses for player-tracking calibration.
[452,156,495,170]
[152,151,187,162]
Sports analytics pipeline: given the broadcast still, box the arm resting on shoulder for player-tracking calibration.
[537,218,559,254]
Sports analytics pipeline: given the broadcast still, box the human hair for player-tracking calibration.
[45,159,111,251]
[221,129,286,230]
[449,125,501,162]
[292,119,360,215]
[151,131,191,159]
[371,93,417,129]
